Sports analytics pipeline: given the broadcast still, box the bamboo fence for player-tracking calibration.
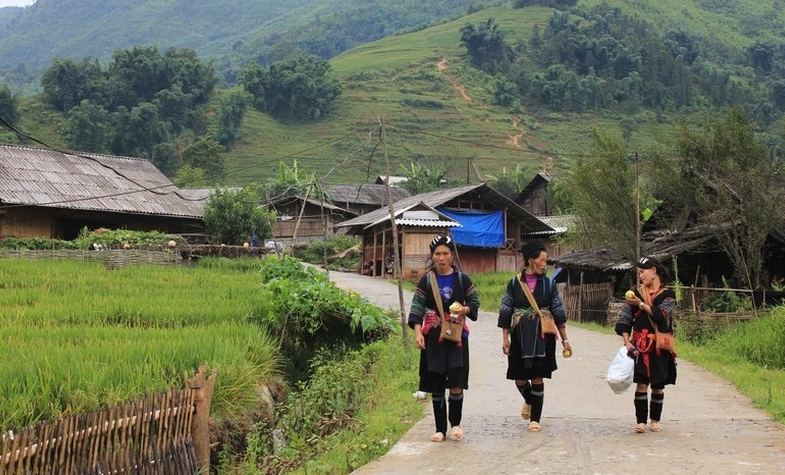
[0,368,216,475]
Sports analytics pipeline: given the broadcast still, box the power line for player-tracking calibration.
[0,113,378,209]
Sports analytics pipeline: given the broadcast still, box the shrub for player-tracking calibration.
[248,256,395,378]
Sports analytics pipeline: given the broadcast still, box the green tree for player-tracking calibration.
[214,88,251,146]
[64,100,111,152]
[0,84,19,126]
[262,160,308,201]
[204,187,276,245]
[650,108,785,288]
[399,160,458,195]
[459,18,514,73]
[486,164,531,200]
[152,142,177,176]
[173,164,207,188]
[40,57,102,112]
[559,132,642,260]
[238,63,267,110]
[126,102,169,158]
[264,52,342,121]
[181,136,225,181]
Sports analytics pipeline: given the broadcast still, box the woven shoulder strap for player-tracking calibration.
[428,271,446,319]
[516,273,541,315]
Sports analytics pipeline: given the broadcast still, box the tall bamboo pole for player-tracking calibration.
[379,117,408,342]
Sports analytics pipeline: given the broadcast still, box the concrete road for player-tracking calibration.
[330,271,785,475]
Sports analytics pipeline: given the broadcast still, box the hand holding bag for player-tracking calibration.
[606,346,635,394]
[429,271,463,343]
[516,274,558,336]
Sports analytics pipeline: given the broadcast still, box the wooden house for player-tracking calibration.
[515,171,554,216]
[0,145,204,239]
[268,195,356,241]
[322,184,410,216]
[336,184,553,278]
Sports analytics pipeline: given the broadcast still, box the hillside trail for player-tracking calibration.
[436,58,471,102]
[506,118,524,148]
[329,271,785,474]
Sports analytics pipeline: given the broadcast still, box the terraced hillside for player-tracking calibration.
[223,0,785,183]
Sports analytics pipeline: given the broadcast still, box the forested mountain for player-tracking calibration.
[0,0,500,87]
[5,0,785,185]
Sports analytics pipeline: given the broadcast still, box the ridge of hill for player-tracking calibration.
[221,0,785,184]
[6,1,785,186]
[0,0,500,88]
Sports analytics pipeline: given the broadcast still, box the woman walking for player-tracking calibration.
[498,239,571,432]
[408,235,480,442]
[616,256,677,433]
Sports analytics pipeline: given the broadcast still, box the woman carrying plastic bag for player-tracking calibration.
[606,346,635,394]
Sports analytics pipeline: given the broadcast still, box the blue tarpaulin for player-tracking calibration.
[439,208,504,248]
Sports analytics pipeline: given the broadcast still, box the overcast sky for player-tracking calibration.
[0,0,35,7]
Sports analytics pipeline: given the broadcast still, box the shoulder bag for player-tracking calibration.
[516,274,558,336]
[429,271,463,343]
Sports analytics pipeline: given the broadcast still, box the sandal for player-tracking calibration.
[520,403,531,420]
[634,423,646,433]
[430,432,445,442]
[650,421,663,432]
[528,421,541,432]
[450,426,464,441]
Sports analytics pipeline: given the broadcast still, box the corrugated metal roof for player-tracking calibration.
[0,145,204,218]
[526,214,574,235]
[395,218,460,227]
[323,184,410,206]
[337,184,553,234]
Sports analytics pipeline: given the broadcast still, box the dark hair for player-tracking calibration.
[520,239,547,266]
[636,256,671,283]
[425,235,458,271]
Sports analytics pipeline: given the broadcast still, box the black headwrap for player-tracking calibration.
[429,235,455,254]
[636,256,670,282]
[520,239,546,259]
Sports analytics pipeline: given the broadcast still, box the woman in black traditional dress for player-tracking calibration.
[615,256,678,433]
[498,239,572,432]
[408,235,481,442]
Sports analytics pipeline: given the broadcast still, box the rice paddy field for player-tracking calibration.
[0,258,280,430]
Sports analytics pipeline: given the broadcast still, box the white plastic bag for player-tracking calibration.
[606,346,635,394]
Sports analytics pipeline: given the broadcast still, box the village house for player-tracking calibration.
[0,145,204,239]
[322,183,410,216]
[267,195,356,241]
[515,171,573,257]
[336,183,553,278]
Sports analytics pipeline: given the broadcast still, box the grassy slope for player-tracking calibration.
[225,0,785,184]
[8,1,785,184]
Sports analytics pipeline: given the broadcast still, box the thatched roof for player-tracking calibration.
[0,145,203,218]
[549,224,725,272]
[336,183,552,235]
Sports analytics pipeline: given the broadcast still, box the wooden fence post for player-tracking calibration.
[188,365,217,474]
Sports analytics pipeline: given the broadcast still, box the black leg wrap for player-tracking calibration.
[634,391,649,424]
[530,383,545,422]
[650,392,664,421]
[515,381,532,404]
[448,392,464,427]
[432,392,447,435]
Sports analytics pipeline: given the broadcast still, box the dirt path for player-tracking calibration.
[435,58,471,102]
[329,271,785,474]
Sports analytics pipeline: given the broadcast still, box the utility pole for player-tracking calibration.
[379,117,408,343]
[635,151,641,262]
[466,157,471,184]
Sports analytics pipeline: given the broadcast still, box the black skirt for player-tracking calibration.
[506,329,557,380]
[418,330,469,392]
[633,350,677,389]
